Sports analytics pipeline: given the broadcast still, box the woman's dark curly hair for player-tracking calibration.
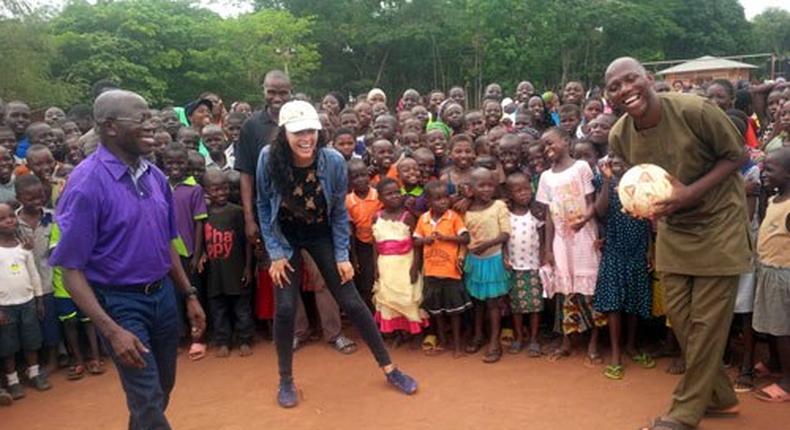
[267,127,329,196]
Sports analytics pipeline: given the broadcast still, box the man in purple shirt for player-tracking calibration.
[50,90,206,430]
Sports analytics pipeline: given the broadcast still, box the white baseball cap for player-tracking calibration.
[278,100,322,133]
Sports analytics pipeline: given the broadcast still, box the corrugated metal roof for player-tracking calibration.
[656,56,758,75]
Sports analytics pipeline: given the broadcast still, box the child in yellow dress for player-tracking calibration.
[372,178,429,334]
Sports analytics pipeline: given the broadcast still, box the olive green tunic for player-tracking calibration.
[609,93,751,276]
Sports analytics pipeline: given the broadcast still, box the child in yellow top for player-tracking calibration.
[752,147,790,402]
[463,168,511,363]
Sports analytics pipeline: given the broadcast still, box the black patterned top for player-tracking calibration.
[278,161,329,237]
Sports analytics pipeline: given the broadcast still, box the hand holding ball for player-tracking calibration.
[617,164,673,218]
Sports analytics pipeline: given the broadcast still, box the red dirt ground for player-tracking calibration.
[2,338,783,430]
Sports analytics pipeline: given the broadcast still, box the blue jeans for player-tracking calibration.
[93,281,179,430]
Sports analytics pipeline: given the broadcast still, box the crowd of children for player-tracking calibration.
[0,75,789,407]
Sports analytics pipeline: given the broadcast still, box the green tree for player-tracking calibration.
[257,0,748,105]
[661,0,753,58]
[752,7,790,56]
[50,0,319,107]
[0,0,764,111]
[0,16,78,108]
[182,9,320,106]
[255,1,470,99]
[462,0,677,96]
[51,0,216,106]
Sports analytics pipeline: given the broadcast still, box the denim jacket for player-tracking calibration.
[256,145,351,262]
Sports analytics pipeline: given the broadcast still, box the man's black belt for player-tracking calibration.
[92,279,165,295]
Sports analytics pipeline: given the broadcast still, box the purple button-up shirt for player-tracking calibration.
[49,144,177,285]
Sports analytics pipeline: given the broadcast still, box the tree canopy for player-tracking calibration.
[2,0,319,109]
[1,0,785,110]
[752,7,790,57]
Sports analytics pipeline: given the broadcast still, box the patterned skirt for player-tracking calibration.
[592,250,652,319]
[509,269,544,314]
[554,293,607,335]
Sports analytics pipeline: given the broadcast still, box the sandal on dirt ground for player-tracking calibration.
[465,338,485,354]
[547,347,570,362]
[704,404,740,417]
[215,345,231,358]
[499,328,515,345]
[426,344,445,356]
[330,335,358,355]
[733,368,755,393]
[67,364,85,381]
[754,383,790,403]
[239,343,253,357]
[482,348,502,364]
[86,359,105,375]
[527,341,542,357]
[508,340,524,354]
[421,335,445,356]
[631,352,657,369]
[640,416,694,430]
[584,352,604,368]
[603,364,624,380]
[421,335,438,353]
[188,342,207,361]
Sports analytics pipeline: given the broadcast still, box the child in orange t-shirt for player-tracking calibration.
[413,180,471,357]
[346,159,382,309]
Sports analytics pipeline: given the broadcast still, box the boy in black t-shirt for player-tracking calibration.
[201,169,253,357]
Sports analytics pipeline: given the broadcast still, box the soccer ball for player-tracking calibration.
[617,164,674,218]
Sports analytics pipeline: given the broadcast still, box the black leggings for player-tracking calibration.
[274,234,391,382]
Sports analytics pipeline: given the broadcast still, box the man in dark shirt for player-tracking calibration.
[234,70,291,247]
[4,101,31,158]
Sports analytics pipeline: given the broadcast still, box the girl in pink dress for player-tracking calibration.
[536,127,606,363]
[372,179,429,336]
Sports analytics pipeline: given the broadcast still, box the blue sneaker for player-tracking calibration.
[277,381,298,408]
[386,369,417,395]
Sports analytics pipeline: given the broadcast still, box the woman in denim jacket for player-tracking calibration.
[256,101,417,408]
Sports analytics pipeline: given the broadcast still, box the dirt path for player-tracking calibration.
[2,339,781,429]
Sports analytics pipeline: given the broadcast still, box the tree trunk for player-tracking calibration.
[374,49,390,87]
[560,49,572,89]
[431,34,438,89]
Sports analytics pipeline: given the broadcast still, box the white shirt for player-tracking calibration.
[206,146,236,171]
[16,207,55,295]
[0,244,43,305]
[507,211,543,271]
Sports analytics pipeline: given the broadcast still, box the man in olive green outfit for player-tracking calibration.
[605,57,751,430]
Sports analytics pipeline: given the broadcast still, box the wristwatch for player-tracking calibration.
[183,286,199,299]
